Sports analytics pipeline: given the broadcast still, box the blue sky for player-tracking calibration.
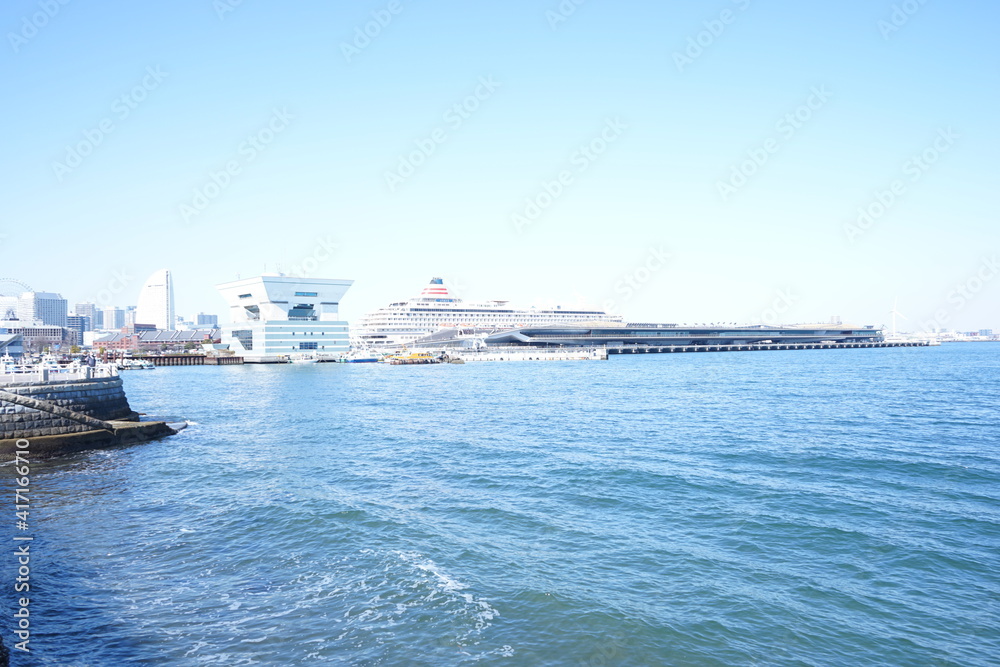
[2,0,997,332]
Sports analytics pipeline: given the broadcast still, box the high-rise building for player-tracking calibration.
[136,269,175,330]
[74,303,97,331]
[125,305,137,326]
[18,292,68,327]
[67,315,91,345]
[197,313,219,326]
[102,307,126,330]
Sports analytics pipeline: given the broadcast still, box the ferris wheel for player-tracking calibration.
[0,278,33,297]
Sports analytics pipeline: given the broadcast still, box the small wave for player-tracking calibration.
[395,551,500,633]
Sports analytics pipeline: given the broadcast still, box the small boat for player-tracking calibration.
[117,358,156,370]
[289,355,319,364]
[383,351,443,365]
[337,349,380,363]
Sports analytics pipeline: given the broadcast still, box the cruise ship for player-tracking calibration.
[353,278,624,348]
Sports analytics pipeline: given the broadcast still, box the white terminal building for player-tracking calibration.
[215,274,353,362]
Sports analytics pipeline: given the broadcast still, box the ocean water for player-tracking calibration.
[3,344,999,666]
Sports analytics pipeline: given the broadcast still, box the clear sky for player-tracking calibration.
[2,0,997,332]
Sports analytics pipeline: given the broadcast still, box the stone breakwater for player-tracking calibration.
[0,376,135,440]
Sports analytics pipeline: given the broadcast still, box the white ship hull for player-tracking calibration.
[352,277,623,348]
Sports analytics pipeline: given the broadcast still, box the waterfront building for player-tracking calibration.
[82,331,103,348]
[0,324,70,352]
[93,332,142,352]
[93,328,219,352]
[485,322,884,348]
[0,332,24,357]
[18,292,68,327]
[138,328,217,351]
[354,277,624,348]
[197,313,219,326]
[136,269,175,331]
[215,275,352,361]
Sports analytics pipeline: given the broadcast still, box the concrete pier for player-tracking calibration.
[606,340,929,355]
[0,420,177,458]
[121,354,244,366]
[455,348,608,362]
[0,370,178,457]
[0,375,134,439]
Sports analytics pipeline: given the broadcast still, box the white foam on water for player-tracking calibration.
[183,641,210,657]
[394,551,501,635]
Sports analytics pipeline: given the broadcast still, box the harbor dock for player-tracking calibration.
[131,354,244,366]
[454,348,608,362]
[605,340,929,354]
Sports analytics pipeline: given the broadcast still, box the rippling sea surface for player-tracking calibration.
[3,344,999,665]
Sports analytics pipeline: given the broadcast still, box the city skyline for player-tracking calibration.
[3,1,997,332]
[2,270,995,337]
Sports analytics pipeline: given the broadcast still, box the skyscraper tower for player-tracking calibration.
[136,269,175,330]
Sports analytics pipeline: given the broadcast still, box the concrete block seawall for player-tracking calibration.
[0,376,135,439]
